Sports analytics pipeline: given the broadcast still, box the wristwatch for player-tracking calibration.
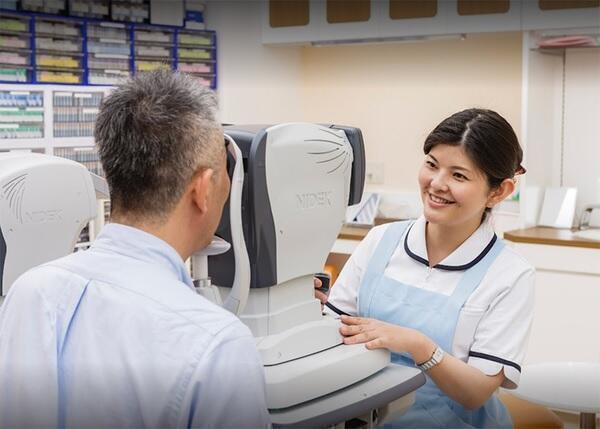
[417,346,444,371]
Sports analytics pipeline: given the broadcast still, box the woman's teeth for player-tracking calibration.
[430,194,453,204]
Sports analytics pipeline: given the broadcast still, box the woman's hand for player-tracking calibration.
[340,315,433,361]
[314,278,328,307]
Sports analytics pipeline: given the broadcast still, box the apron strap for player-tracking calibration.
[448,236,505,308]
[362,221,412,289]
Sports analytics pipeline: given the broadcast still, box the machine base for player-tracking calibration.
[270,364,426,428]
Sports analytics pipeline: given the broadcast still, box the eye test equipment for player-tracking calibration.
[0,123,425,428]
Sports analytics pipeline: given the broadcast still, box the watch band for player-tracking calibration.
[417,346,444,371]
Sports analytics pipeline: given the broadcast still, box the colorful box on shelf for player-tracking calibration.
[37,70,81,84]
[0,91,43,107]
[0,18,28,33]
[178,48,211,60]
[0,36,29,49]
[88,70,129,85]
[36,37,81,52]
[135,30,172,43]
[0,108,44,123]
[0,123,43,139]
[0,68,28,82]
[136,61,169,72]
[36,20,80,37]
[37,55,80,68]
[179,33,211,46]
[178,62,211,73]
[0,53,29,66]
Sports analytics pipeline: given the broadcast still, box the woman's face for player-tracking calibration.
[418,143,492,228]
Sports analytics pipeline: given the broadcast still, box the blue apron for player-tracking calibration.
[358,221,513,428]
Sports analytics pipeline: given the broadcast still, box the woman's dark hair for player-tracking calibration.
[423,108,524,218]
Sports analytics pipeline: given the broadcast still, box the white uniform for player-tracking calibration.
[326,215,535,389]
[0,223,271,428]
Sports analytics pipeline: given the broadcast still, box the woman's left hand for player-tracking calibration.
[340,315,419,354]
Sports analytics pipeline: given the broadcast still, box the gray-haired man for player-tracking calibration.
[0,71,271,428]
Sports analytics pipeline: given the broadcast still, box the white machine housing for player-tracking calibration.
[202,123,425,426]
[0,153,98,296]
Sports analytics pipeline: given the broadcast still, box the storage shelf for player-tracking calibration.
[0,10,217,89]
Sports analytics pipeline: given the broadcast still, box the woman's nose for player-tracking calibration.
[430,172,449,192]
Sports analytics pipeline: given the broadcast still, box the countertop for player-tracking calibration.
[338,218,400,241]
[504,227,600,249]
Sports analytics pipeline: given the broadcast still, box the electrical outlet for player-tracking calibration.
[366,162,384,184]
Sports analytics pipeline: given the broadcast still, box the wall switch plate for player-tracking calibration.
[366,162,384,184]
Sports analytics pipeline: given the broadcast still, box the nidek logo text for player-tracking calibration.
[23,210,63,224]
[296,191,332,210]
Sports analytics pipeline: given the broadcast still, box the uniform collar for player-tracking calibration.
[92,223,194,289]
[404,215,497,271]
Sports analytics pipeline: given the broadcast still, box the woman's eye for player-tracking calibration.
[425,161,436,168]
[453,173,467,181]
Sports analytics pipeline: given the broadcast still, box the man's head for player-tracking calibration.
[95,71,229,253]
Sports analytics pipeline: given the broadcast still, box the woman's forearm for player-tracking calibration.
[408,331,505,410]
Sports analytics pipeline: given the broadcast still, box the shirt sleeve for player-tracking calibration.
[182,323,271,429]
[467,266,535,389]
[325,224,389,317]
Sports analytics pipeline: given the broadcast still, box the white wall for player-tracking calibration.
[204,1,304,124]
[563,49,600,223]
[300,32,523,193]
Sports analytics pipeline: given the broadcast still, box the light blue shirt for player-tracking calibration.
[0,223,270,428]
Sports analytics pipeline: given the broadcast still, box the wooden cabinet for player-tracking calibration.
[504,230,600,364]
[522,0,600,30]
[262,0,600,45]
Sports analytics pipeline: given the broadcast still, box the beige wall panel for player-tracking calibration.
[300,33,523,191]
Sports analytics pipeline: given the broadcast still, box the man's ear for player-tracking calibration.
[486,178,516,209]
[191,168,214,214]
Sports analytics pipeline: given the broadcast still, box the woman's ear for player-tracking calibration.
[191,168,215,214]
[486,178,516,209]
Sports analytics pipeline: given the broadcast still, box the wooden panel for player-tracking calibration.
[326,0,371,23]
[269,0,309,28]
[504,227,600,249]
[457,0,510,15]
[389,0,437,19]
[539,0,600,10]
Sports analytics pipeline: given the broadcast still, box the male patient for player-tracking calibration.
[0,70,270,428]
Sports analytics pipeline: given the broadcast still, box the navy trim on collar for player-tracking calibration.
[469,351,522,372]
[403,223,498,271]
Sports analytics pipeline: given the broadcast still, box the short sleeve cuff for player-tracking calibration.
[467,351,521,389]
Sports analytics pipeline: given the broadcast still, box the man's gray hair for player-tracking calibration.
[95,70,222,221]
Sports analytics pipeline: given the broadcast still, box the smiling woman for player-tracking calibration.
[323,108,534,429]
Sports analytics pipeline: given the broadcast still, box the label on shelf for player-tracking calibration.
[9,91,30,95]
[0,107,19,111]
[0,124,19,128]
[74,93,92,98]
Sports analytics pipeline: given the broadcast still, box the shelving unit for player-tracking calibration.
[35,15,84,84]
[133,25,174,73]
[176,29,216,87]
[0,89,44,139]
[0,14,32,83]
[0,10,217,89]
[0,83,111,152]
[53,90,103,137]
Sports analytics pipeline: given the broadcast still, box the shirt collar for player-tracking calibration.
[91,223,194,289]
[404,215,497,271]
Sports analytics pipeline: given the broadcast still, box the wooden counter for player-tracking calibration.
[504,227,600,249]
[338,218,400,241]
